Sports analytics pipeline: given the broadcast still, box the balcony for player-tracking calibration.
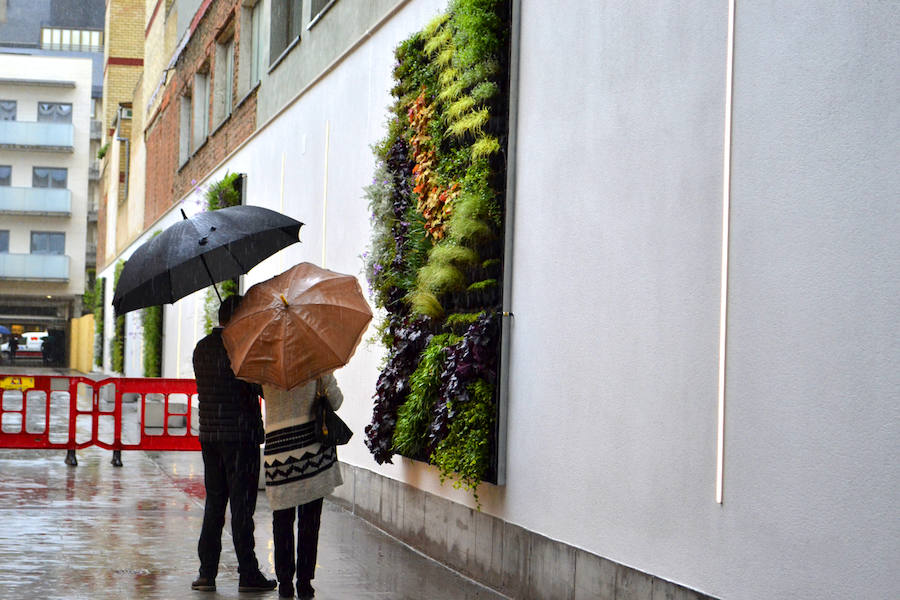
[85,243,97,266]
[89,160,100,181]
[90,119,102,140]
[0,253,69,281]
[0,186,71,216]
[0,120,74,152]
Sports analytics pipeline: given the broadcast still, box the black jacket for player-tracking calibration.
[192,328,264,444]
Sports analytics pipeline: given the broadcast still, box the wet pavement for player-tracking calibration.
[0,369,507,600]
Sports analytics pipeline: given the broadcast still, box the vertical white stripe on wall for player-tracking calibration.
[716,0,736,505]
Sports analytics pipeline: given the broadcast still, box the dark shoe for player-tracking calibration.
[278,580,294,597]
[296,580,315,600]
[238,571,277,592]
[191,576,216,591]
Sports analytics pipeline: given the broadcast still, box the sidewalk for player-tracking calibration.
[0,377,507,599]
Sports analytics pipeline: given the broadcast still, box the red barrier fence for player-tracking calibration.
[0,374,201,464]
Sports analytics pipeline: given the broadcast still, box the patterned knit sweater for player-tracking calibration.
[262,374,343,511]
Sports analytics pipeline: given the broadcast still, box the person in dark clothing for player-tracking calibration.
[8,335,17,364]
[191,295,276,594]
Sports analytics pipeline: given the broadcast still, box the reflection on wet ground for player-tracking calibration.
[0,383,506,599]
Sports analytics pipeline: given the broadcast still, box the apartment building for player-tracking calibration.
[0,0,104,341]
[0,53,92,335]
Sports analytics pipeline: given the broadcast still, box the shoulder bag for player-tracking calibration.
[313,378,353,446]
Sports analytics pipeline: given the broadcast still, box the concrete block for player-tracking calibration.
[400,484,426,547]
[472,508,504,590]
[328,462,355,509]
[616,564,654,600]
[500,521,531,598]
[527,534,576,600]
[422,493,450,560]
[651,577,711,600]
[353,467,382,523]
[574,549,617,600]
[379,475,403,538]
[446,501,475,576]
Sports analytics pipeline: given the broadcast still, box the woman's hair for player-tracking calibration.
[218,294,243,325]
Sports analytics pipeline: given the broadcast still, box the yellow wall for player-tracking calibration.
[69,314,95,373]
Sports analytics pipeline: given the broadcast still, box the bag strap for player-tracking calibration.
[315,377,325,399]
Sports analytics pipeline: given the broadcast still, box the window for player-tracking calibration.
[41,28,103,51]
[240,1,263,93]
[214,35,235,124]
[0,166,10,186]
[309,0,336,27]
[0,100,15,121]
[33,167,68,189]
[192,70,209,149]
[30,232,65,255]
[37,103,73,123]
[0,231,8,253]
[270,0,302,66]
[179,92,192,164]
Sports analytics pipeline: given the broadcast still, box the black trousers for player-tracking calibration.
[198,440,261,578]
[273,498,323,585]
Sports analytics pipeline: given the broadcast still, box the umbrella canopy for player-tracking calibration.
[222,262,373,390]
[112,205,303,315]
[0,325,10,335]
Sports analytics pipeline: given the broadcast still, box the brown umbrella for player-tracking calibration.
[221,262,373,390]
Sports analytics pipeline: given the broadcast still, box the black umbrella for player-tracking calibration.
[112,205,303,315]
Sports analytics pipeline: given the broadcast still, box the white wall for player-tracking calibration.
[0,54,92,297]
[105,1,899,598]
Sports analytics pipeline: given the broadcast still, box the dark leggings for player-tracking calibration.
[273,497,323,585]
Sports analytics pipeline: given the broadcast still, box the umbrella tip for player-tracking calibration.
[280,294,289,306]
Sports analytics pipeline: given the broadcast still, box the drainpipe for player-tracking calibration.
[115,136,130,201]
[496,0,522,486]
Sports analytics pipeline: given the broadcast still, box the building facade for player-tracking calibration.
[96,1,900,599]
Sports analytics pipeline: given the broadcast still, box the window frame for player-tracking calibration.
[0,100,16,121]
[269,0,303,69]
[308,0,336,29]
[179,90,193,166]
[30,231,66,255]
[37,102,73,124]
[32,167,68,189]
[192,69,210,151]
[213,32,235,126]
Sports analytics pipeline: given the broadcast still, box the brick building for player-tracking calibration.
[144,0,257,227]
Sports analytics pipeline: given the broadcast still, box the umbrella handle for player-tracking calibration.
[199,253,223,304]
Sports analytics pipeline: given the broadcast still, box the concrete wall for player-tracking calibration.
[99,1,899,598]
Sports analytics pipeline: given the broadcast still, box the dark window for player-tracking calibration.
[0,166,10,186]
[0,231,8,253]
[33,167,68,189]
[31,232,65,255]
[37,102,73,123]
[309,0,335,25]
[0,100,15,121]
[270,0,302,65]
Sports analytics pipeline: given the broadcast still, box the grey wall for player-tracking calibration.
[507,1,899,598]
[255,0,406,124]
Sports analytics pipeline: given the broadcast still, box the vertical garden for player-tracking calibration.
[363,0,511,501]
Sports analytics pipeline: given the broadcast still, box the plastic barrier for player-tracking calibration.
[0,374,201,464]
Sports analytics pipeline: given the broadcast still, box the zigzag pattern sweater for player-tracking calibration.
[262,374,344,511]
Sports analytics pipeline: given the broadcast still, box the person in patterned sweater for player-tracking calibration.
[262,373,344,600]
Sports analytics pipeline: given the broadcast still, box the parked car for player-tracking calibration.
[1,331,48,359]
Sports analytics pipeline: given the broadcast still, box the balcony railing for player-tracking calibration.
[0,120,74,152]
[0,186,71,216]
[0,253,69,281]
[89,160,100,181]
[90,119,102,140]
